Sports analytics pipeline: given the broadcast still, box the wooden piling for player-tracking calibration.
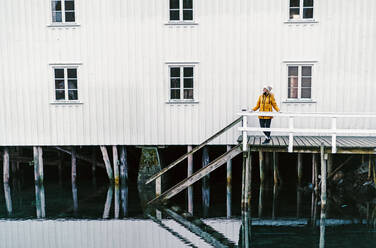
[3,147,9,184]
[187,145,193,214]
[100,146,114,182]
[3,183,12,215]
[33,146,39,183]
[72,182,78,214]
[115,185,120,219]
[244,149,252,211]
[320,145,327,210]
[113,146,120,185]
[38,147,44,183]
[226,145,232,218]
[103,186,113,219]
[259,151,264,185]
[273,152,280,186]
[119,146,128,184]
[368,154,372,180]
[71,147,77,184]
[313,154,319,192]
[202,146,210,217]
[121,183,128,217]
[241,151,246,211]
[258,185,264,218]
[297,153,303,186]
[327,154,333,175]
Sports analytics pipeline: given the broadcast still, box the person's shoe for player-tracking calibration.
[262,138,271,144]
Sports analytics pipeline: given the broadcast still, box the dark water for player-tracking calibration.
[0,162,375,248]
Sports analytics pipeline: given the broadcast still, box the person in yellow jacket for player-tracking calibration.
[252,85,280,144]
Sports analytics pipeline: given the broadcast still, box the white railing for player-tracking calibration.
[238,111,376,153]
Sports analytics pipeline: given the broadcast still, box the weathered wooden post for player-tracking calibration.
[368,154,372,180]
[273,152,280,186]
[121,182,128,217]
[297,153,303,186]
[3,147,9,184]
[72,182,78,215]
[272,184,278,219]
[259,151,264,185]
[226,145,232,218]
[258,185,265,218]
[100,146,114,182]
[3,183,12,215]
[202,146,210,217]
[244,149,252,211]
[71,147,77,184]
[297,188,302,218]
[313,153,319,192]
[119,146,128,184]
[91,147,97,179]
[33,147,39,183]
[38,147,44,183]
[319,203,327,248]
[35,184,46,218]
[320,145,327,210]
[103,186,113,219]
[327,154,333,175]
[187,145,194,214]
[113,146,120,185]
[115,185,120,219]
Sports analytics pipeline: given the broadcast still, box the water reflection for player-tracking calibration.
[3,183,12,216]
[72,183,78,215]
[34,184,45,218]
[319,206,326,248]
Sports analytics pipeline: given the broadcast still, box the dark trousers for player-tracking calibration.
[259,119,272,138]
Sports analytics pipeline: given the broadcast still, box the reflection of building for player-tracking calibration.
[1,0,375,147]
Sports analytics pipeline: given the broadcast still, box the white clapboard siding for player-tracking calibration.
[0,0,375,146]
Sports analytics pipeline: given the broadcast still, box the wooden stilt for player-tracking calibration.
[313,154,319,192]
[258,185,264,218]
[187,145,193,214]
[320,145,327,210]
[103,186,113,219]
[241,151,246,211]
[3,183,12,215]
[368,154,372,180]
[91,147,97,178]
[38,147,43,183]
[35,184,46,218]
[202,146,210,217]
[273,152,280,186]
[3,147,9,184]
[226,145,232,218]
[100,146,114,182]
[327,154,333,175]
[115,185,120,219]
[113,146,119,185]
[121,183,128,217]
[259,151,264,185]
[119,146,128,184]
[71,147,77,184]
[297,153,303,186]
[297,188,302,218]
[244,149,252,211]
[72,182,78,214]
[272,184,278,219]
[33,147,39,183]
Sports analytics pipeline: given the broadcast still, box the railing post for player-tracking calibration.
[288,116,294,153]
[242,109,248,152]
[331,117,337,153]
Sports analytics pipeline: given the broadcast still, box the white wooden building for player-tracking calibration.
[0,0,375,146]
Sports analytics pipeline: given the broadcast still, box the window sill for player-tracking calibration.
[284,20,318,24]
[166,100,199,105]
[282,99,317,103]
[164,22,198,26]
[47,23,81,28]
[50,101,83,105]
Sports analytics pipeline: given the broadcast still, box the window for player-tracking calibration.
[288,65,312,99]
[289,0,314,20]
[51,0,75,23]
[54,67,78,101]
[169,66,195,101]
[169,0,193,22]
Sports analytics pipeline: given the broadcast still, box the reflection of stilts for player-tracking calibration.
[311,191,318,227]
[272,184,279,219]
[114,185,120,219]
[3,183,12,216]
[121,183,128,217]
[239,210,252,248]
[35,184,45,218]
[103,186,113,219]
[72,183,78,215]
[319,207,326,248]
[258,186,264,218]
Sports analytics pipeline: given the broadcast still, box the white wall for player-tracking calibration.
[0,0,375,146]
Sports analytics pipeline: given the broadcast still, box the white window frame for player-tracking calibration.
[284,62,316,103]
[50,63,82,104]
[286,0,317,23]
[166,0,198,25]
[166,62,199,104]
[49,0,80,27]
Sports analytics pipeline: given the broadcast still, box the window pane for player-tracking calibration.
[288,77,298,88]
[52,11,62,22]
[302,66,312,76]
[301,88,311,98]
[289,8,300,19]
[183,0,193,9]
[303,8,313,19]
[170,10,180,21]
[302,77,311,87]
[56,90,65,100]
[184,89,193,99]
[288,87,298,99]
[183,10,193,21]
[68,90,78,100]
[54,68,64,78]
[170,89,180,99]
[288,66,298,76]
[68,80,77,89]
[55,80,65,89]
[65,0,75,10]
[52,1,61,11]
[290,0,300,7]
[184,78,193,88]
[304,0,314,7]
[170,79,180,88]
[170,67,180,77]
[170,0,179,9]
[65,11,75,22]
[67,68,77,78]
[184,67,193,77]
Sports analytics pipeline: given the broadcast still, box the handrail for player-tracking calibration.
[238,111,376,118]
[145,116,243,184]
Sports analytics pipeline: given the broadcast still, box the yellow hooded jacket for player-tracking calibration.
[252,93,280,119]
